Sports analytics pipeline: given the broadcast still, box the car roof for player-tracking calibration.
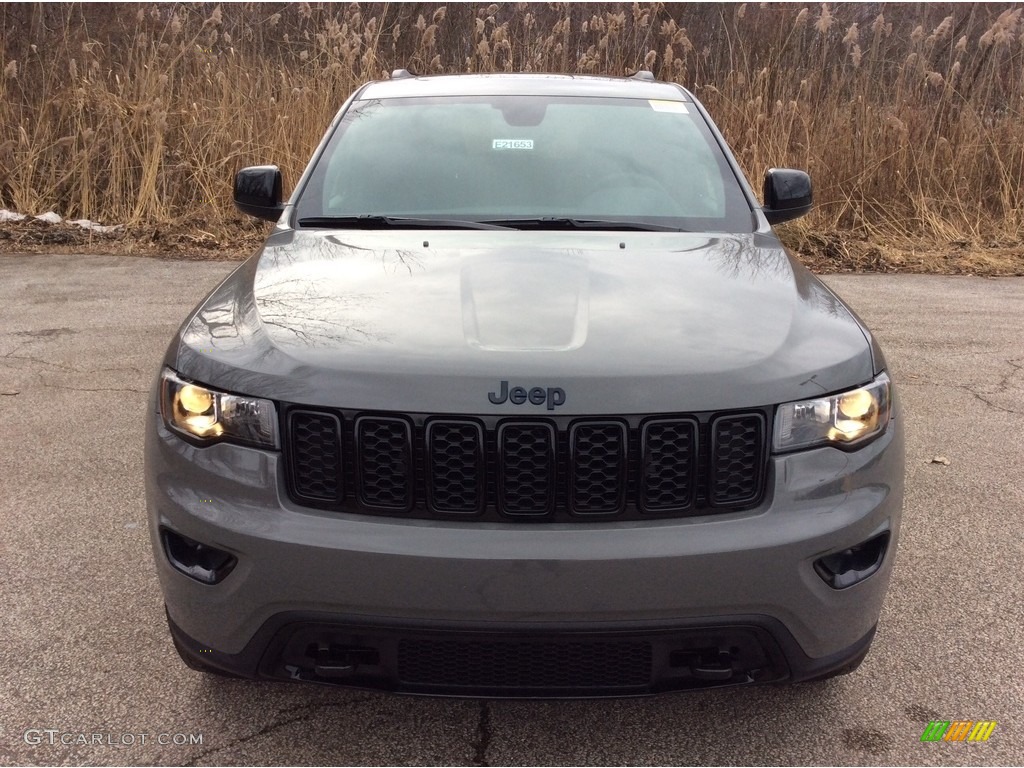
[358,72,692,101]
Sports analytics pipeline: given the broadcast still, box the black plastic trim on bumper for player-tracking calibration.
[166,611,877,698]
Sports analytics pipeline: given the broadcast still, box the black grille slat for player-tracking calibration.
[397,638,652,690]
[427,421,485,514]
[356,417,412,509]
[284,408,767,520]
[498,423,556,515]
[640,419,697,512]
[570,422,626,514]
[709,415,765,506]
[288,411,343,502]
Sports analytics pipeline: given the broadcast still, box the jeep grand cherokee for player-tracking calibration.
[145,71,904,697]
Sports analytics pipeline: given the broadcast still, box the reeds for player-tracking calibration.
[2,2,1023,245]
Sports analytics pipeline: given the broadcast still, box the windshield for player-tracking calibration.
[295,95,754,232]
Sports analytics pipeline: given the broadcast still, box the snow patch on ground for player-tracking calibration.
[68,219,124,233]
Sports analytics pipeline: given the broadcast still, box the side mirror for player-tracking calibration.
[234,165,285,222]
[762,168,812,225]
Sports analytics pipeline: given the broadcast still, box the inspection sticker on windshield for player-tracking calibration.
[492,139,534,150]
[648,100,688,113]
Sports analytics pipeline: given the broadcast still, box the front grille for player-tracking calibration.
[284,408,768,521]
[397,638,652,691]
[498,423,555,515]
[426,421,484,514]
[710,415,765,507]
[570,422,627,514]
[640,419,697,512]
[356,417,412,509]
[287,411,343,503]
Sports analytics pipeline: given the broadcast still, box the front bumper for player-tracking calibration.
[146,408,904,695]
[167,609,877,696]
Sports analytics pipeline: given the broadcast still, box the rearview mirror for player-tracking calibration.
[234,165,285,222]
[762,168,812,225]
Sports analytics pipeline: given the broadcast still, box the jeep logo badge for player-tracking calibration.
[488,380,566,410]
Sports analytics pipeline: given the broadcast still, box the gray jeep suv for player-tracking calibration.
[145,71,904,697]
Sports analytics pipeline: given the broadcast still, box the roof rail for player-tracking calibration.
[628,70,656,81]
[391,68,414,79]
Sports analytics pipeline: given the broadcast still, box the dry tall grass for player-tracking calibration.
[2,2,1024,248]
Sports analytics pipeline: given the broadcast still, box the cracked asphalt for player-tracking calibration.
[1,253,1022,766]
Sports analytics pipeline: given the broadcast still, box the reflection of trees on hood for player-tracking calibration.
[196,305,238,341]
[700,235,793,281]
[701,235,848,319]
[263,232,425,277]
[254,273,387,348]
[803,278,848,319]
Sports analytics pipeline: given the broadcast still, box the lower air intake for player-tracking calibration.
[397,638,653,691]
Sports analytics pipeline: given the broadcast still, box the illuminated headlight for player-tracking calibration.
[774,373,891,452]
[159,368,278,449]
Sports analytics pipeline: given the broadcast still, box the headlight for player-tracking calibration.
[774,373,891,452]
[159,368,278,449]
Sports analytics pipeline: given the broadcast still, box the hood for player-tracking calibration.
[174,229,874,414]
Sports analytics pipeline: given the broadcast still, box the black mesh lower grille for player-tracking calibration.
[397,638,653,690]
[268,620,791,695]
[283,407,768,521]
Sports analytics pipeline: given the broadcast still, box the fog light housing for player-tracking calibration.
[161,528,237,585]
[814,532,890,590]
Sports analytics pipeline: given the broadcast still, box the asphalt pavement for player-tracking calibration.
[1,253,1022,766]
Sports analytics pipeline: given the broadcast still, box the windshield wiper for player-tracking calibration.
[297,215,512,231]
[478,217,687,232]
